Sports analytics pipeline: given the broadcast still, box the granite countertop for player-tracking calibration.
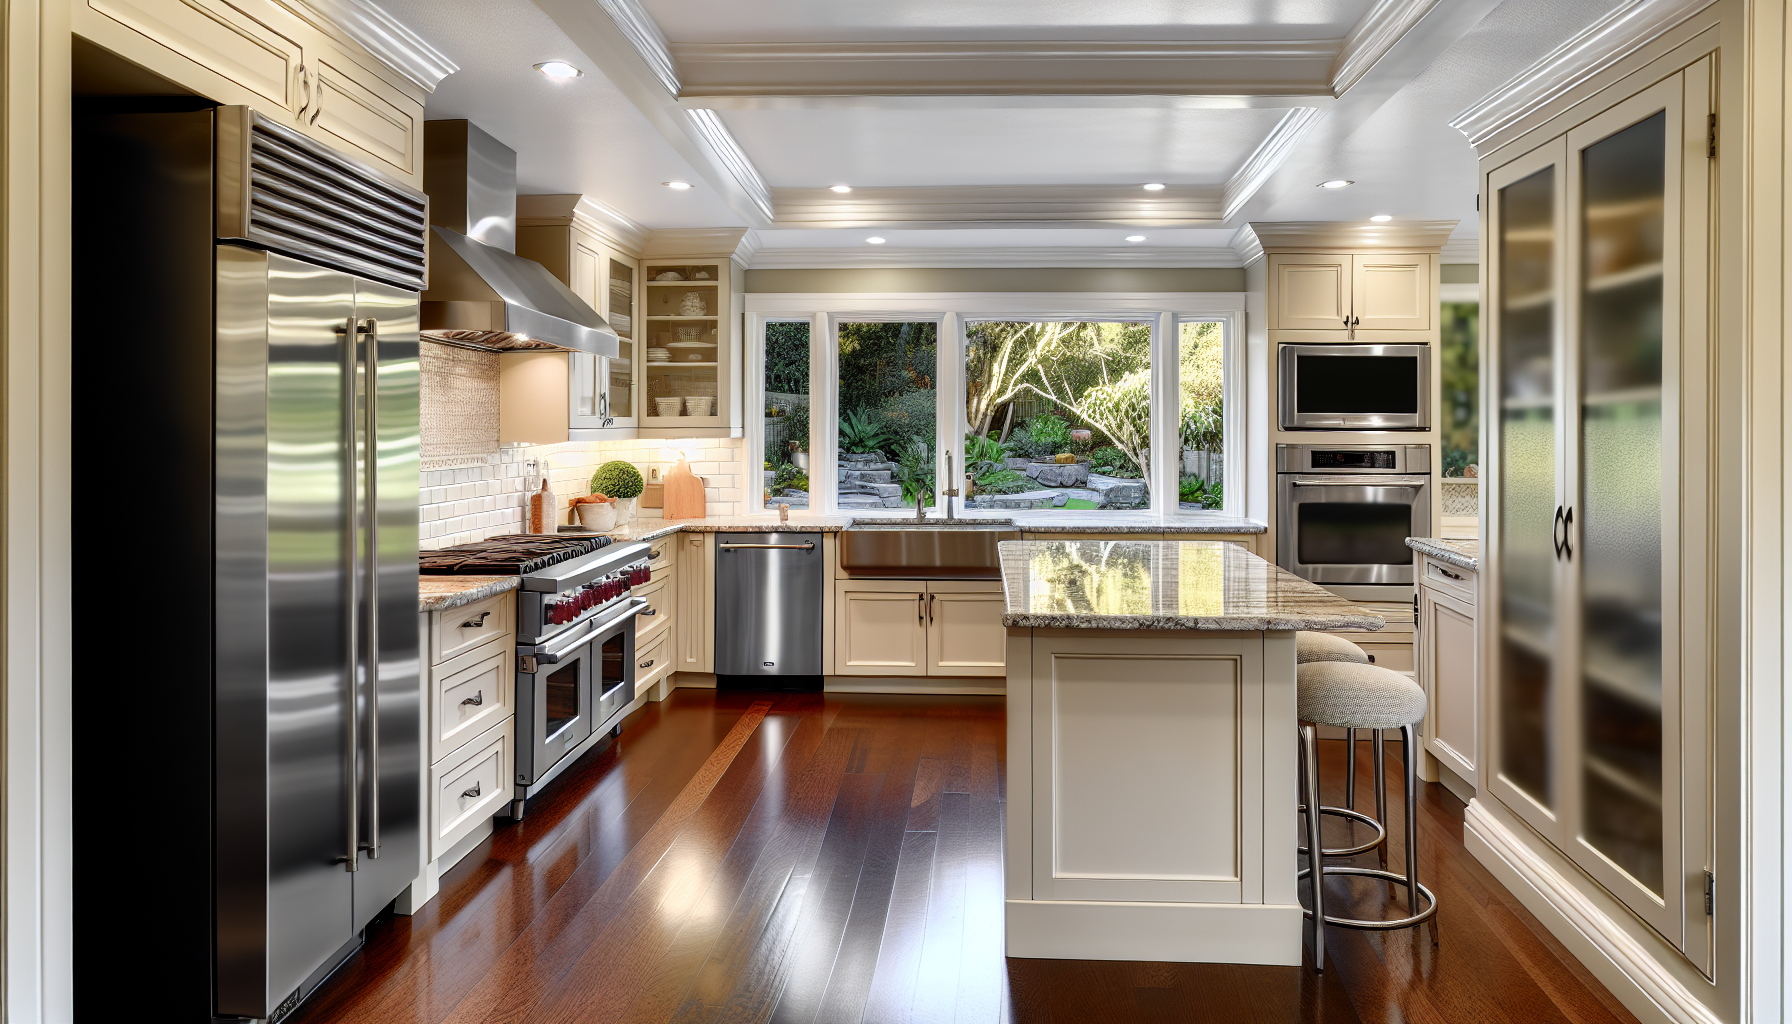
[999,539,1385,631]
[419,575,519,613]
[1406,537,1480,573]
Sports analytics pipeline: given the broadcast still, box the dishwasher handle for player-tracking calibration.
[719,541,816,551]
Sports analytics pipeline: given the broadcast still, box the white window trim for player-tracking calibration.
[745,292,1247,522]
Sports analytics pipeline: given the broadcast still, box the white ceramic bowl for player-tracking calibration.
[684,396,716,416]
[576,502,617,531]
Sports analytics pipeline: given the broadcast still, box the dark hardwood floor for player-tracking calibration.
[292,690,1639,1024]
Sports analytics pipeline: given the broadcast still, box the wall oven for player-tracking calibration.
[1277,444,1431,590]
[1279,343,1431,430]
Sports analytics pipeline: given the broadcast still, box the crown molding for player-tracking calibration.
[1222,107,1323,220]
[744,246,1245,270]
[516,194,651,254]
[1449,0,1713,154]
[684,109,775,219]
[1230,225,1265,266]
[595,0,680,94]
[1248,219,1459,251]
[283,0,457,92]
[1440,237,1480,263]
[732,229,764,268]
[1331,0,1443,96]
[769,184,1224,228]
[643,227,752,258]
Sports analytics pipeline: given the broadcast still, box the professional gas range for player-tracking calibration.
[423,534,652,817]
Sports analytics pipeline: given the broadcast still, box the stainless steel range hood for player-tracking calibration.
[421,120,619,357]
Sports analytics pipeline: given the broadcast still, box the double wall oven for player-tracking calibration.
[423,535,651,817]
[1277,444,1431,594]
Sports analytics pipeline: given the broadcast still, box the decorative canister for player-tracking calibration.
[679,291,706,316]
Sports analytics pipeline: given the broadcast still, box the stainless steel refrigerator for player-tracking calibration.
[74,104,423,1022]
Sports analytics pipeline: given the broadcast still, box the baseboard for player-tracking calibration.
[1462,799,1718,1024]
[1435,759,1474,804]
[1006,899,1302,965]
[825,675,1005,695]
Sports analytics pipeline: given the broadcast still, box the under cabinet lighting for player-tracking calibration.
[1318,179,1354,189]
[866,236,886,244]
[830,185,854,193]
[1126,235,1146,242]
[1370,214,1392,222]
[534,61,583,80]
[662,180,693,190]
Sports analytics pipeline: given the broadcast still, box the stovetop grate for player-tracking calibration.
[420,534,612,576]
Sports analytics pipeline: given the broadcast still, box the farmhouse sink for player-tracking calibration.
[840,518,1022,578]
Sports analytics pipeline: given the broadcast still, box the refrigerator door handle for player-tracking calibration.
[341,314,361,872]
[360,317,381,860]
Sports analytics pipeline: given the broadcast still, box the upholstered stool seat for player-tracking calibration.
[1295,661,1437,971]
[1295,630,1370,665]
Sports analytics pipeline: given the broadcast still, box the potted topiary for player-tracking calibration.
[590,460,645,522]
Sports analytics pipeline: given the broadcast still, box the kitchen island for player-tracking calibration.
[999,539,1382,965]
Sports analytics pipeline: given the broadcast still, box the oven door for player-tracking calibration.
[1278,343,1431,430]
[1277,474,1431,585]
[515,602,640,785]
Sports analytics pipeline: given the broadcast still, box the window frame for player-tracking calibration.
[745,292,1246,520]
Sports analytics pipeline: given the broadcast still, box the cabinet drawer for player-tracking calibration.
[430,716,512,861]
[432,593,510,665]
[1422,558,1476,606]
[432,644,512,764]
[646,537,676,572]
[635,576,672,642]
[636,630,671,685]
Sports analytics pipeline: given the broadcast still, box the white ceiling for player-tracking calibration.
[722,106,1293,188]
[641,0,1377,43]
[372,0,1638,261]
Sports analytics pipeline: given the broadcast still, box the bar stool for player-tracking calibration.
[1296,660,1438,970]
[1294,633,1388,864]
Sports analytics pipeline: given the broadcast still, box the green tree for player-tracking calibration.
[765,321,811,395]
[1440,302,1479,475]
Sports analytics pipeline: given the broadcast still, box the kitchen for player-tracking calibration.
[8,0,1783,1022]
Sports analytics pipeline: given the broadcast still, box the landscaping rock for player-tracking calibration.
[841,452,884,464]
[844,468,893,484]
[1003,457,1033,471]
[977,489,1060,510]
[1089,473,1148,507]
[1024,462,1089,487]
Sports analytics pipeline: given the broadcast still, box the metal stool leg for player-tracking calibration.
[1373,729,1389,872]
[1344,728,1357,810]
[1300,723,1327,971]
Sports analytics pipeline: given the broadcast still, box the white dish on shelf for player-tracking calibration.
[666,340,716,348]
[653,397,685,416]
[653,271,683,281]
[684,396,716,416]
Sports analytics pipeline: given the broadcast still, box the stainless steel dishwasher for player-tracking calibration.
[714,532,826,689]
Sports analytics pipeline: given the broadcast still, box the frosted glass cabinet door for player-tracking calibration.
[1489,145,1563,820]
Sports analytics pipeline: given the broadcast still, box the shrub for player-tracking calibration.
[839,409,891,454]
[1089,446,1140,478]
[590,460,644,499]
[780,401,810,454]
[1024,413,1072,456]
[1180,476,1225,510]
[892,437,935,506]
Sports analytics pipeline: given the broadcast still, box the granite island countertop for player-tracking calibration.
[419,575,520,613]
[1406,537,1480,573]
[999,539,1385,631]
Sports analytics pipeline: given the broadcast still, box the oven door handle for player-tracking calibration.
[531,598,646,663]
[1287,475,1430,487]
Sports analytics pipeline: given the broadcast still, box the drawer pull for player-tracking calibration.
[460,690,483,707]
[642,607,658,616]
[462,611,492,629]
[650,547,663,559]
[639,658,655,669]
[1435,567,1465,581]
[460,782,481,799]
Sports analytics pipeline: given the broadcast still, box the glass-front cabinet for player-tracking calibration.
[1484,58,1712,965]
[641,257,740,435]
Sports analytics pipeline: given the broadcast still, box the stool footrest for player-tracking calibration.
[1296,865,1438,930]
[1295,804,1387,858]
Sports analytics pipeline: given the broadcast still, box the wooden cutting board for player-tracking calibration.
[663,459,706,519]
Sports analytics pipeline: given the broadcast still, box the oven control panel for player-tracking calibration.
[1310,449,1396,470]
[545,561,650,625]
[1276,443,1429,475]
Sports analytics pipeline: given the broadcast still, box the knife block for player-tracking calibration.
[663,457,706,519]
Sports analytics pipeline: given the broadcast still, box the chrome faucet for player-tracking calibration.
[942,452,960,521]
[916,488,928,520]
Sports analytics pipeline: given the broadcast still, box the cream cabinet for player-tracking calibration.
[640,253,743,437]
[513,196,641,441]
[74,0,424,184]
[1268,252,1433,332]
[836,579,1006,677]
[675,533,715,674]
[1483,55,1714,961]
[1416,555,1477,787]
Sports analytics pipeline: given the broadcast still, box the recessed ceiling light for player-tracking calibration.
[1370,214,1392,222]
[1142,183,1167,191]
[1319,179,1354,189]
[534,61,583,80]
[830,185,854,193]
[866,236,886,245]
[1126,235,1147,242]
[662,180,693,190]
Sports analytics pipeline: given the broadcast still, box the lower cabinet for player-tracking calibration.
[836,579,1006,677]
[429,716,514,861]
[676,533,715,674]
[1416,554,1478,787]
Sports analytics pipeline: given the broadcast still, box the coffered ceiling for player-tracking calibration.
[379,0,1636,264]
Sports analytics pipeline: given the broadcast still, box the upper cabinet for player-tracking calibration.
[75,0,427,185]
[640,250,744,437]
[1269,252,1434,332]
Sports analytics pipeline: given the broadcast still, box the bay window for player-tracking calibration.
[746,295,1244,519]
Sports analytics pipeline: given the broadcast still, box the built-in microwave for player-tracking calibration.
[1279,343,1430,430]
